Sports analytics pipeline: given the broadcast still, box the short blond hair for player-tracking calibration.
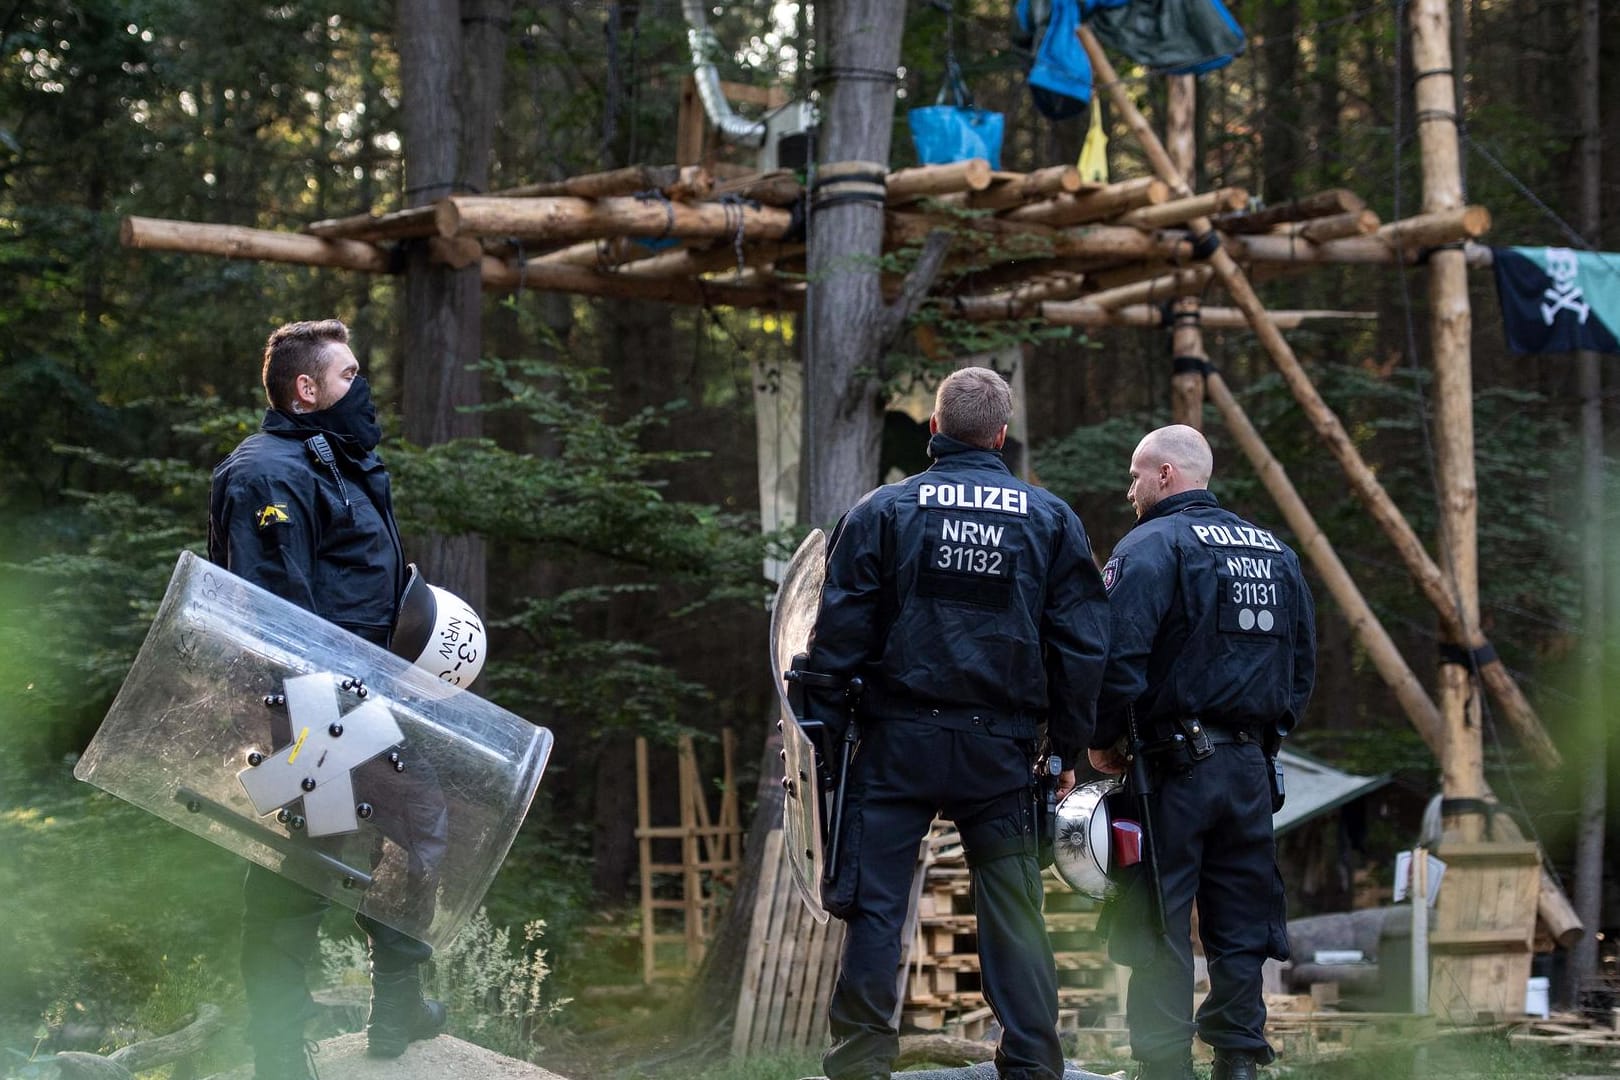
[933,367,1011,448]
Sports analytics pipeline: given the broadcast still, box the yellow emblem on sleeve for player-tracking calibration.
[256,503,290,529]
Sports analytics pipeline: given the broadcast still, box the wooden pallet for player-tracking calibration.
[901,822,1118,1034]
[731,828,847,1056]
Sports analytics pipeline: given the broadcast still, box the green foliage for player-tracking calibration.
[319,908,568,1062]
[0,772,244,1056]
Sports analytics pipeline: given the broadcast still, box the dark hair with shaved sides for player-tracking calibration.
[261,319,350,411]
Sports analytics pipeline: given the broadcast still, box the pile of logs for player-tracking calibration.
[120,158,1489,326]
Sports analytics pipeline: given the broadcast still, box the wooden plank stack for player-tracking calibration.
[902,824,1118,1035]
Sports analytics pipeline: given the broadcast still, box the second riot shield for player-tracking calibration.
[771,528,829,923]
[74,551,554,952]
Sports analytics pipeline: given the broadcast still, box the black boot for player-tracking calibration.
[366,965,447,1058]
[1212,1051,1260,1080]
[253,1038,319,1080]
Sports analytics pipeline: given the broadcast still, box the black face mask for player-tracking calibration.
[282,376,383,452]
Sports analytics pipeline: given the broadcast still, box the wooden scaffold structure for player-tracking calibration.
[117,0,1581,1039]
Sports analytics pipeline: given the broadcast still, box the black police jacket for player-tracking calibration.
[805,433,1110,763]
[207,409,406,643]
[1093,489,1316,749]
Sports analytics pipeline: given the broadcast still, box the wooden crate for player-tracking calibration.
[1427,841,1540,1023]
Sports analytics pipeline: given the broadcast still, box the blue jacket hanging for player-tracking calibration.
[1017,0,1129,120]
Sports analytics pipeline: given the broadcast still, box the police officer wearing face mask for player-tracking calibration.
[1089,425,1316,1080]
[805,366,1112,1080]
[209,320,446,1079]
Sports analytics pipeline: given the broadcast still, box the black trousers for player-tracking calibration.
[1107,741,1287,1066]
[823,719,1063,1080]
[241,629,448,1049]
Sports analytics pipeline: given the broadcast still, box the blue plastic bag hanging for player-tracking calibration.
[908,55,1005,169]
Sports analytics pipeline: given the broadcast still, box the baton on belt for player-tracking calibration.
[1124,705,1170,945]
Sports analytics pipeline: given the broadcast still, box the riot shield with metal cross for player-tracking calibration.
[74,551,554,952]
[771,527,860,924]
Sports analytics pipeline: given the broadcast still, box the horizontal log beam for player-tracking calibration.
[885,158,993,202]
[121,216,393,273]
[928,165,1085,212]
[1085,266,1214,309]
[1001,176,1170,228]
[1281,208,1382,243]
[1116,187,1249,230]
[442,196,795,243]
[1231,206,1492,264]
[948,295,1372,328]
[492,164,713,201]
[713,169,803,207]
[1214,188,1365,233]
[480,255,800,309]
[305,205,441,242]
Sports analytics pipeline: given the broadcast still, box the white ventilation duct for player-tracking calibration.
[682,0,768,147]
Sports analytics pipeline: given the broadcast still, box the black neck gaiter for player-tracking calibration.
[277,376,382,452]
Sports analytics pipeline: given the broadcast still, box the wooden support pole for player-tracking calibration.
[636,736,656,984]
[1079,24,1560,769]
[1411,0,1486,839]
[491,164,714,200]
[1001,176,1170,227]
[441,195,795,243]
[678,736,703,968]
[1166,74,1207,429]
[121,216,393,273]
[1116,186,1248,230]
[884,158,993,202]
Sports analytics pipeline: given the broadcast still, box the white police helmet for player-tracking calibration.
[390,564,487,690]
[1051,776,1134,900]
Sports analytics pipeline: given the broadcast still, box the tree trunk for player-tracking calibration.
[395,0,515,611]
[803,0,907,525]
[1566,0,1605,1008]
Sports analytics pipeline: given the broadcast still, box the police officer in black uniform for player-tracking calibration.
[209,320,447,1079]
[1088,425,1316,1080]
[805,367,1111,1080]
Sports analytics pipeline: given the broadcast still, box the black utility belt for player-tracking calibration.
[863,698,1040,739]
[1141,718,1265,760]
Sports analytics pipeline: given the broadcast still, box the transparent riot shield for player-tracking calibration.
[74,551,553,952]
[771,528,829,923]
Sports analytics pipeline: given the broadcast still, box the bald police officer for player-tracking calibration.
[806,367,1111,1080]
[1089,425,1316,1080]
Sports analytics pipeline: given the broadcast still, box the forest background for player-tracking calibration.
[0,0,1616,1075]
